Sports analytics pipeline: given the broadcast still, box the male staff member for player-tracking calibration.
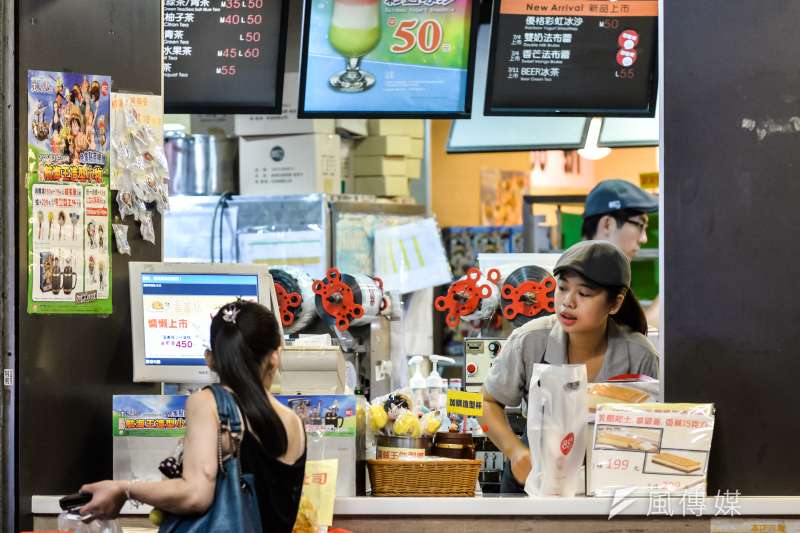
[582,179,659,325]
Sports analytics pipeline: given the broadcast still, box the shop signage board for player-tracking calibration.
[26,70,113,315]
[447,389,484,416]
[163,0,289,114]
[485,0,658,116]
[299,0,479,117]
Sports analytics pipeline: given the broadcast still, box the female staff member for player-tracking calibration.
[480,241,659,493]
[79,301,307,533]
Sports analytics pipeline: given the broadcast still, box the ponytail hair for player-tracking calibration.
[209,300,287,457]
[609,287,648,336]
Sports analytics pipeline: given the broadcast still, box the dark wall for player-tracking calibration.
[16,1,162,528]
[664,1,800,494]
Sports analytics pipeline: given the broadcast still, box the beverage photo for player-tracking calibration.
[328,0,381,92]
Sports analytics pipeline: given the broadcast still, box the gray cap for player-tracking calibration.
[554,241,631,288]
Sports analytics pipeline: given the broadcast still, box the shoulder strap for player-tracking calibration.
[206,384,243,436]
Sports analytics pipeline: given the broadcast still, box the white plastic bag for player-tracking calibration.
[525,363,588,497]
[58,511,122,533]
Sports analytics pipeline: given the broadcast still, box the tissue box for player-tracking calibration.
[407,158,422,179]
[355,136,413,157]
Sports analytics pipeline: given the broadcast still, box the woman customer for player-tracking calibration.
[80,301,307,533]
[479,240,659,493]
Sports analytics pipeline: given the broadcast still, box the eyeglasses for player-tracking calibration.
[625,219,648,235]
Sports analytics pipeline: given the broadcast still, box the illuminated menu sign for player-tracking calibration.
[485,0,658,116]
[299,0,479,117]
[163,0,288,114]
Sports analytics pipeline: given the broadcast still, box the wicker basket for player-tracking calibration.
[367,459,482,497]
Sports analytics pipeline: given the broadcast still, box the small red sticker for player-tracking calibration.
[560,432,575,455]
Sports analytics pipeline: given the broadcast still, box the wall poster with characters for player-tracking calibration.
[27,69,113,314]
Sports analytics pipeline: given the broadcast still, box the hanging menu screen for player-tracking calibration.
[163,0,288,114]
[485,0,657,116]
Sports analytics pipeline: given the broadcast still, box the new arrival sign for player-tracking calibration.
[300,0,478,117]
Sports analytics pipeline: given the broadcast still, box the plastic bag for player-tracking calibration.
[525,363,587,497]
[58,511,122,533]
[112,223,131,255]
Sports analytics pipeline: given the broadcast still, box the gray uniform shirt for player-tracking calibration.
[484,314,659,408]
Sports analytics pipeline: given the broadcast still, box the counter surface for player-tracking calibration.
[33,495,800,517]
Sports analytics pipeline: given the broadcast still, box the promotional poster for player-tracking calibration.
[301,0,476,115]
[113,395,188,438]
[277,395,357,437]
[27,70,113,314]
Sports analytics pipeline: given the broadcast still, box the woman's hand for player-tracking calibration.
[510,445,532,485]
[78,480,127,520]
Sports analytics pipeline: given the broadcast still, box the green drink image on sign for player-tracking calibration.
[328,0,381,92]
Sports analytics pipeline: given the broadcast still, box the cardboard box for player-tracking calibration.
[336,119,369,137]
[341,137,355,194]
[407,158,422,179]
[355,176,409,196]
[354,156,407,177]
[410,138,424,158]
[191,73,335,136]
[367,119,424,138]
[239,134,341,196]
[355,135,413,157]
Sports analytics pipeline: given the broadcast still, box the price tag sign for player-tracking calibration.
[447,389,484,417]
[300,0,479,116]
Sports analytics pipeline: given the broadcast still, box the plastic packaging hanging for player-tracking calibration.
[58,511,122,533]
[139,210,156,244]
[112,223,131,255]
[525,363,588,497]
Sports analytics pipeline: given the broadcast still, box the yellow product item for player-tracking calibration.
[393,410,422,437]
[149,508,164,526]
[369,403,389,432]
[421,411,442,436]
[292,495,318,533]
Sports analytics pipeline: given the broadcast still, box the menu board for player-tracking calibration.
[485,0,658,116]
[299,0,479,117]
[163,0,288,114]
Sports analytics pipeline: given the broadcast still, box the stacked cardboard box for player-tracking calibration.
[351,120,424,197]
[191,73,343,196]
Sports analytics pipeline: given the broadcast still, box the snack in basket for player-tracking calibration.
[393,409,422,438]
[651,452,702,473]
[368,402,389,432]
[420,410,442,436]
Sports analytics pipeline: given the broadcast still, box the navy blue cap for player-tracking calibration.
[583,179,658,218]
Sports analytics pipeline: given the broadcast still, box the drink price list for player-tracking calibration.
[163,0,287,113]
[485,0,657,116]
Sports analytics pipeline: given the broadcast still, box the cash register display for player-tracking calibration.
[141,273,258,367]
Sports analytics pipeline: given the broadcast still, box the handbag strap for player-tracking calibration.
[206,384,246,474]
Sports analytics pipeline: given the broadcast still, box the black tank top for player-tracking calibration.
[239,432,307,533]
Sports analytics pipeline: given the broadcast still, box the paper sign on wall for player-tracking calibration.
[374,218,452,294]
